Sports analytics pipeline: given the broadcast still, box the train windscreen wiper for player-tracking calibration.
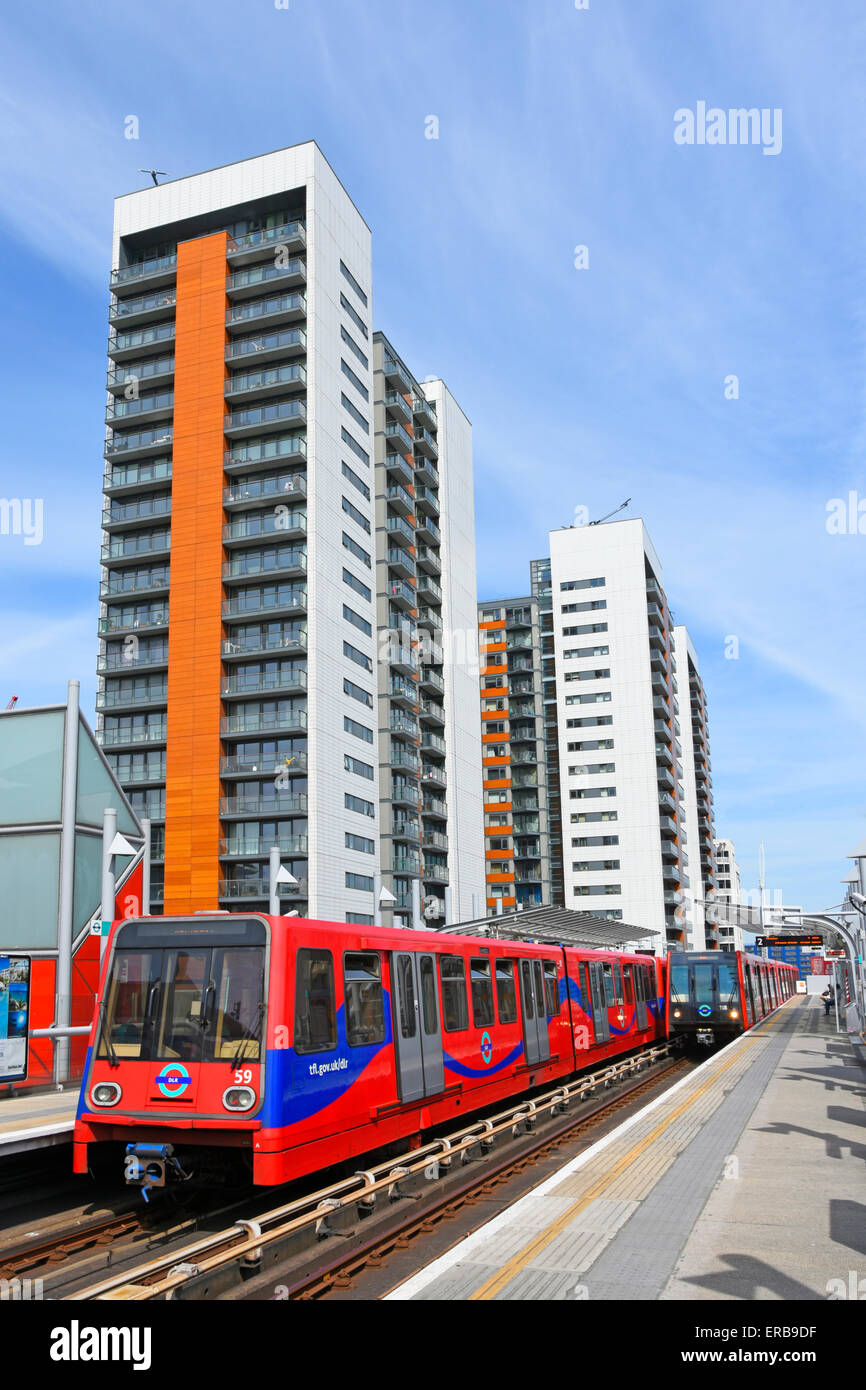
[99,1000,120,1069]
[230,1001,265,1071]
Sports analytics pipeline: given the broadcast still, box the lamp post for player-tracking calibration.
[268,846,298,914]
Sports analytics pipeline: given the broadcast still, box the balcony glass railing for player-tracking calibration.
[227,260,305,292]
[228,221,306,253]
[220,792,308,816]
[224,511,306,542]
[104,457,171,490]
[110,289,176,319]
[225,328,307,361]
[227,363,306,396]
[111,254,178,287]
[223,474,306,507]
[101,570,169,597]
[99,606,169,634]
[220,752,308,777]
[109,322,176,354]
[108,358,175,391]
[222,590,306,618]
[386,515,414,544]
[108,390,173,421]
[222,629,307,657]
[106,425,173,455]
[218,878,308,900]
[226,434,307,466]
[387,483,414,511]
[220,835,308,858]
[227,293,306,326]
[384,421,414,455]
[102,532,170,560]
[105,496,171,525]
[221,711,307,736]
[226,400,306,431]
[221,668,307,696]
[100,724,167,746]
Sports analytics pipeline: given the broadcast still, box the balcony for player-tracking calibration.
[106,390,173,427]
[102,495,171,530]
[225,327,307,366]
[659,814,678,837]
[412,396,436,430]
[227,292,306,334]
[223,473,306,510]
[390,744,420,773]
[97,645,168,674]
[105,425,173,461]
[386,577,416,610]
[655,742,673,766]
[416,573,441,605]
[218,878,308,901]
[390,710,419,739]
[221,668,307,698]
[222,629,307,660]
[101,532,171,564]
[384,420,414,457]
[384,451,413,487]
[392,779,421,807]
[386,482,414,517]
[96,685,167,710]
[109,760,165,785]
[419,667,444,696]
[111,254,178,291]
[416,545,441,576]
[417,606,442,632]
[419,699,444,726]
[389,673,418,706]
[421,763,446,789]
[225,435,307,474]
[421,828,448,851]
[383,356,411,395]
[223,510,306,545]
[657,767,675,792]
[386,514,415,549]
[100,723,167,747]
[413,425,438,460]
[414,485,439,516]
[225,399,307,437]
[221,710,307,737]
[226,220,306,264]
[220,751,308,778]
[223,551,307,585]
[227,259,306,297]
[225,363,306,403]
[98,606,169,636]
[413,455,439,488]
[222,590,307,621]
[220,792,308,818]
[103,457,172,496]
[393,853,421,876]
[416,512,440,545]
[109,288,176,328]
[107,321,176,361]
[220,834,308,858]
[100,571,169,600]
[421,730,446,756]
[647,603,665,628]
[392,817,421,844]
[423,794,447,818]
[384,390,412,426]
[423,864,449,884]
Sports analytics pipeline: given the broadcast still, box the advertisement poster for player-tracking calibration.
[0,955,30,1082]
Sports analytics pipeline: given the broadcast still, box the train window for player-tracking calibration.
[420,956,439,1035]
[212,948,266,1061]
[343,952,385,1047]
[622,965,634,1007]
[294,949,337,1054]
[397,955,417,1039]
[716,960,739,1007]
[613,964,624,1005]
[495,959,517,1024]
[98,949,161,1059]
[157,951,209,1061]
[440,955,468,1032]
[521,961,534,1019]
[580,963,593,1018]
[533,960,545,1019]
[543,960,560,1017]
[669,964,688,1005]
[602,962,615,1006]
[470,958,495,1028]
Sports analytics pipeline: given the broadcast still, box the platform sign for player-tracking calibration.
[0,955,30,1083]
[824,949,846,959]
[810,957,831,975]
[754,935,823,948]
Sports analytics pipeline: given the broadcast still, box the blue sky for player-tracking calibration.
[1,0,864,911]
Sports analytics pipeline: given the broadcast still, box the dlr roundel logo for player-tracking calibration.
[155,1063,191,1097]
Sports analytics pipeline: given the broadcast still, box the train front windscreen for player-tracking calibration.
[97,917,266,1064]
[668,952,742,1038]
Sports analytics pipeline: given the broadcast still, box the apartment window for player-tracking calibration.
[340,324,368,369]
[568,740,614,751]
[344,714,373,744]
[561,577,605,591]
[340,292,368,338]
[484,745,508,759]
[486,790,509,804]
[488,837,511,851]
[564,669,610,682]
[569,763,615,775]
[343,567,371,602]
[570,811,618,823]
[342,532,371,568]
[346,912,374,926]
[341,426,369,467]
[481,608,502,621]
[574,885,622,896]
[341,460,370,500]
[563,622,608,636]
[343,603,372,637]
[342,393,369,434]
[346,872,374,892]
[565,691,612,704]
[572,835,619,847]
[343,677,373,708]
[564,646,609,660]
[345,792,375,817]
[342,496,370,534]
[562,600,607,614]
[573,860,621,872]
[343,640,372,672]
[566,715,613,728]
[344,754,374,781]
[570,787,616,799]
[486,814,510,827]
[485,721,508,735]
[340,259,368,307]
[345,832,375,855]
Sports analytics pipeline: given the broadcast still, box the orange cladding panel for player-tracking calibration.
[163,233,228,913]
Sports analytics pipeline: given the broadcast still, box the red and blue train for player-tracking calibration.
[73,912,667,1192]
[666,949,798,1045]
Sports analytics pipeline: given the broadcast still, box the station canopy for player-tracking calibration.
[431,905,659,950]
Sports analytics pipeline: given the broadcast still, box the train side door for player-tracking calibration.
[631,965,648,1031]
[587,962,610,1042]
[519,959,549,1065]
[391,952,444,1104]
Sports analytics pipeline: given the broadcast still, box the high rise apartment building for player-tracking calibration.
[479,519,716,949]
[477,596,553,912]
[97,143,483,923]
[713,837,745,949]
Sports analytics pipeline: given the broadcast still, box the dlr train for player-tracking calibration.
[73,914,794,1195]
[666,950,798,1045]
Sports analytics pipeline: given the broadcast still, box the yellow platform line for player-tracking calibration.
[469,1035,760,1301]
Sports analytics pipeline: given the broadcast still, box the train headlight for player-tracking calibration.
[91,1081,122,1107]
[673,1009,681,1018]
[223,1085,256,1112]
[729,1009,739,1019]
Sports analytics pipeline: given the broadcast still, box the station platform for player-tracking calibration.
[0,1089,77,1157]
[387,995,866,1301]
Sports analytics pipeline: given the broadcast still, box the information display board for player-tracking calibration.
[0,955,31,1082]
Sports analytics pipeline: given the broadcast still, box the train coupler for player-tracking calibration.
[124,1142,191,1202]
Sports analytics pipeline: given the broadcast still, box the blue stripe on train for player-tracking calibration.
[443,1042,524,1078]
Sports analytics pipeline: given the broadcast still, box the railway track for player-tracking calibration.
[68,1041,691,1301]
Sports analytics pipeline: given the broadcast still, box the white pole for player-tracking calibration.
[411,879,422,931]
[100,807,117,969]
[374,872,383,928]
[269,845,280,915]
[56,679,80,1086]
[444,885,452,925]
[141,818,151,915]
